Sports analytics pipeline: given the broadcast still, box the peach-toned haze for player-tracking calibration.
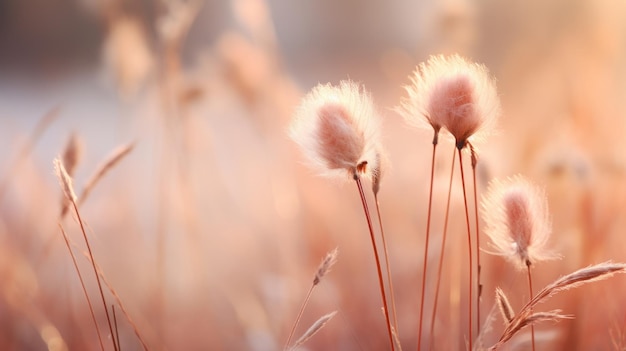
[1,1,626,350]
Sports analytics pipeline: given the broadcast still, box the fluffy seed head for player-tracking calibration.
[400,54,500,148]
[289,80,381,179]
[481,175,556,269]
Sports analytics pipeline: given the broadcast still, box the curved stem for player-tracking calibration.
[355,176,395,351]
[418,137,438,351]
[428,147,456,349]
[458,148,473,350]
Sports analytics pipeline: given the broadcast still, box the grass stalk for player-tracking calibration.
[285,285,315,350]
[70,200,119,351]
[428,147,456,349]
[457,148,473,349]
[57,223,105,351]
[418,133,438,351]
[526,262,536,351]
[374,194,400,340]
[470,145,482,333]
[113,304,122,351]
[355,173,395,351]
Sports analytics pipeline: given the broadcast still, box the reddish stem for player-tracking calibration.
[428,147,456,349]
[458,148,473,350]
[374,195,400,340]
[113,304,122,351]
[470,145,482,333]
[527,262,536,351]
[71,201,119,351]
[355,176,395,351]
[285,284,315,350]
[57,223,105,351]
[418,137,438,351]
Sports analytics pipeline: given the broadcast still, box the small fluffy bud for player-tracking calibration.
[481,175,557,269]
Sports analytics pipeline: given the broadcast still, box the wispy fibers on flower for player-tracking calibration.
[481,175,557,270]
[432,54,500,346]
[428,54,500,150]
[400,53,501,349]
[482,175,557,351]
[289,80,395,350]
[289,80,380,180]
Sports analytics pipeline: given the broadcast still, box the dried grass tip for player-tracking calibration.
[314,248,338,285]
[54,158,77,203]
[289,311,337,350]
[495,287,515,325]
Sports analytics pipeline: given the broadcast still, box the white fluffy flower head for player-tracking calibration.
[481,175,557,269]
[400,54,500,148]
[290,80,381,180]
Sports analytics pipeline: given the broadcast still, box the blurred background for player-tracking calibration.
[1,0,626,350]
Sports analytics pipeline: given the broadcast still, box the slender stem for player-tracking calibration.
[470,145,482,334]
[526,262,536,351]
[113,305,122,351]
[428,147,456,349]
[57,223,105,351]
[71,201,119,351]
[458,148,473,350]
[285,284,315,350]
[83,253,150,351]
[418,136,438,351]
[374,195,400,340]
[355,176,395,351]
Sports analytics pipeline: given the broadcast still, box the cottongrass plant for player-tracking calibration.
[435,55,500,347]
[289,80,396,350]
[482,175,556,351]
[400,54,500,350]
[399,56,445,351]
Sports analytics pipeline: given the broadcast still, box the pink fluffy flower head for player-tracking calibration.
[400,54,500,148]
[289,80,381,180]
[481,175,557,270]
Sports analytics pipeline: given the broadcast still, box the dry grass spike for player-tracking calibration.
[289,311,338,350]
[495,287,514,324]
